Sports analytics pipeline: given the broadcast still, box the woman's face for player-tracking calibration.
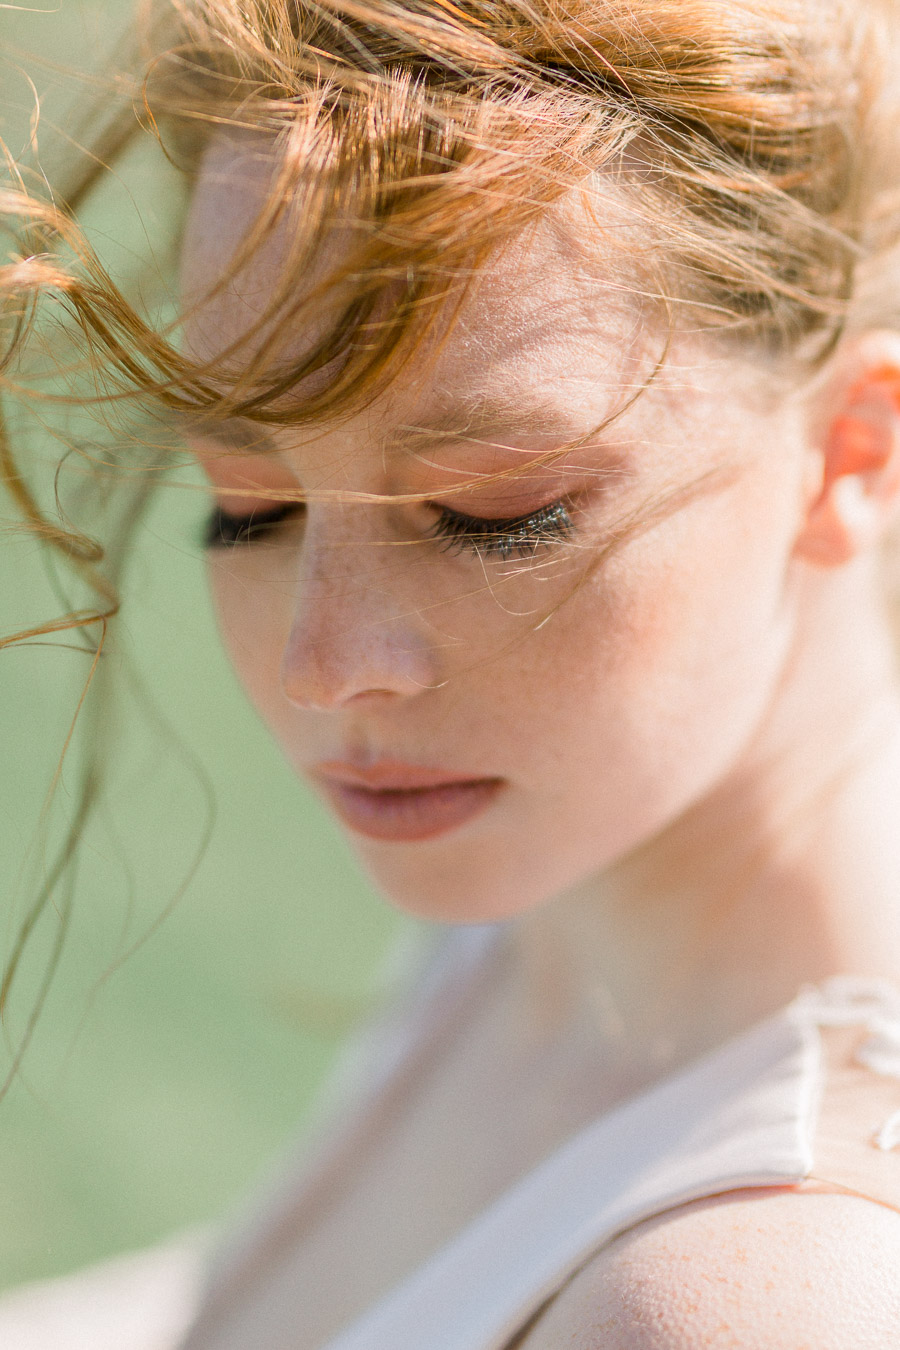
[180,145,814,922]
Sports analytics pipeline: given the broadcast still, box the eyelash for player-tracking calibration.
[203,503,302,548]
[426,501,574,559]
[202,499,574,558]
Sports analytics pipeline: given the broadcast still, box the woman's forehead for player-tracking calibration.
[178,136,780,476]
[180,133,645,389]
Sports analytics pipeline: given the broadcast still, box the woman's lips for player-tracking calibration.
[312,763,504,842]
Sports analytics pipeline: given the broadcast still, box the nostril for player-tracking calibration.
[283,681,408,712]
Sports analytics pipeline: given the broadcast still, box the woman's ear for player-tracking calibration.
[794,332,900,567]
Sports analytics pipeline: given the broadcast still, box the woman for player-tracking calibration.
[3,0,900,1344]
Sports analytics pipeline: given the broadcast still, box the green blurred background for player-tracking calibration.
[0,0,416,1291]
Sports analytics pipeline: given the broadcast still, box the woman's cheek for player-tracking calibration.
[207,558,295,718]
[545,498,788,754]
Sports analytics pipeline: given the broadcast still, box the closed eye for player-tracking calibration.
[203,502,305,548]
[427,500,574,559]
[201,498,575,557]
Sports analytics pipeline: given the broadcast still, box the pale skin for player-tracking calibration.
[178,138,900,1345]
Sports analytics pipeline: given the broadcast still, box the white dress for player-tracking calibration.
[3,924,900,1349]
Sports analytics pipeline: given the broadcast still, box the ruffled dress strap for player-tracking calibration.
[792,977,900,1214]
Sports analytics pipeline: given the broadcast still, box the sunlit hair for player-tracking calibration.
[9,0,900,420]
[3,0,900,1051]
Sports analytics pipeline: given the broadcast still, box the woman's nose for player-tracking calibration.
[279,526,439,711]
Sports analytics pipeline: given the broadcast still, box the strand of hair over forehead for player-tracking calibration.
[3,0,891,435]
[126,0,867,420]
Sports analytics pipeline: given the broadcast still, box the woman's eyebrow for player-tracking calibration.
[386,397,582,456]
[171,410,279,453]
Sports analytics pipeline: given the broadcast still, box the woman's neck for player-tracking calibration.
[512,559,900,1082]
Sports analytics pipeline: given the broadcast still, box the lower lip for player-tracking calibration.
[319,779,504,842]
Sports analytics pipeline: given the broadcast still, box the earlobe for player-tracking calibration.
[794,347,900,568]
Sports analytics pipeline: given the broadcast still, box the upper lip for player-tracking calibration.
[313,760,500,791]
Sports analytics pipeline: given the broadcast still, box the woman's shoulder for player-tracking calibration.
[518,1187,900,1349]
[520,976,900,1349]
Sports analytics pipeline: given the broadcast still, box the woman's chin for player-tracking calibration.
[347,839,566,926]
